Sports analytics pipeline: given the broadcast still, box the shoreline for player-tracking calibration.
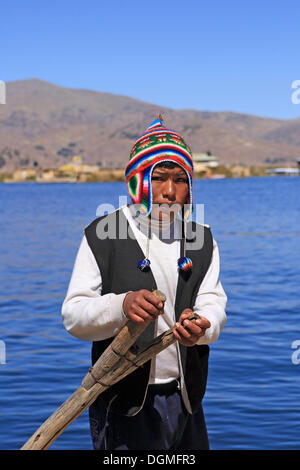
[1,174,299,183]
[1,165,299,183]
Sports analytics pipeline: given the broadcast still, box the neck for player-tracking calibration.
[147,214,174,229]
[139,212,174,238]
[127,204,180,240]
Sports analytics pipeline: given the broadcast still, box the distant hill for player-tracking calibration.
[0,78,300,172]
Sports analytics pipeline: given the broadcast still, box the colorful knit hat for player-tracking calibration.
[125,115,194,220]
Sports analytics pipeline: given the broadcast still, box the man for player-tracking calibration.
[62,116,227,450]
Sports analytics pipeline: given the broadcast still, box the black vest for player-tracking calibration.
[84,207,213,416]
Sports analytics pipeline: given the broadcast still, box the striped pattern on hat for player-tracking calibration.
[125,116,194,217]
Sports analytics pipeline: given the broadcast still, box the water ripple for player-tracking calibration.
[0,177,300,449]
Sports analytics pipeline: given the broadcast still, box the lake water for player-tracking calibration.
[0,176,300,450]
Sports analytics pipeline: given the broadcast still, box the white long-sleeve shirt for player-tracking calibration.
[62,205,227,389]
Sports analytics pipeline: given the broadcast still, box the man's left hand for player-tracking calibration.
[173,308,211,347]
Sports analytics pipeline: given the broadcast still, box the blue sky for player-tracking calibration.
[1,0,300,119]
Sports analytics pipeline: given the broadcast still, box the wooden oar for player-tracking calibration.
[21,291,198,450]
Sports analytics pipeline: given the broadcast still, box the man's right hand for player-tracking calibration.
[122,289,164,323]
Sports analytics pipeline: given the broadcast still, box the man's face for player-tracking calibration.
[150,164,189,222]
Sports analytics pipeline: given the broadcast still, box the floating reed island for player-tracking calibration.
[1,154,299,183]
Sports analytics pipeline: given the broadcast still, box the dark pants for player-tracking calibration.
[89,380,209,450]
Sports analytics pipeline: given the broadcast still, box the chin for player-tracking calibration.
[151,209,175,223]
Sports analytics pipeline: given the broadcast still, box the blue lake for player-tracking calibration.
[0,176,300,450]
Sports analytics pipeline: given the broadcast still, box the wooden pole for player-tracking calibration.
[21,292,198,450]
[80,290,166,390]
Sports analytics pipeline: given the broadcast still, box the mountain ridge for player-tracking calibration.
[0,78,299,172]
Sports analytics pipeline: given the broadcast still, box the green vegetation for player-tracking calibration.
[210,165,234,178]
[85,171,124,182]
[0,172,12,182]
[249,166,265,176]
[56,170,76,178]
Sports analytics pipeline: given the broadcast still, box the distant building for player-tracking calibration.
[38,168,56,180]
[12,168,37,181]
[36,168,57,182]
[59,156,99,175]
[193,152,219,171]
[230,164,251,178]
[265,167,299,176]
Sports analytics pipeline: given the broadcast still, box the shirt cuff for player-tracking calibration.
[195,307,226,345]
[109,292,129,335]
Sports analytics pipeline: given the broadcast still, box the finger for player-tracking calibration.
[181,319,203,335]
[173,327,191,341]
[133,304,157,322]
[128,312,147,323]
[175,319,207,342]
[142,290,164,309]
[181,308,194,316]
[179,309,194,321]
[195,317,211,329]
[173,328,195,346]
[138,298,163,317]
[175,322,194,339]
[173,328,189,342]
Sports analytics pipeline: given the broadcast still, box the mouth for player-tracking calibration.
[154,203,182,210]
[151,203,182,221]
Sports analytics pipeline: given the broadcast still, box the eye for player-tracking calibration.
[152,175,163,181]
[176,177,188,183]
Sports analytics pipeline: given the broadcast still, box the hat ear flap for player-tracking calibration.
[181,170,193,222]
[127,172,143,204]
[139,166,152,215]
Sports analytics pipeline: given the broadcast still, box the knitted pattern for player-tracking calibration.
[125,116,194,218]
[177,256,193,272]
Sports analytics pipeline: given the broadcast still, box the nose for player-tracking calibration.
[162,178,176,201]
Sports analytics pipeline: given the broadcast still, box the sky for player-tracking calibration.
[1,0,300,119]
